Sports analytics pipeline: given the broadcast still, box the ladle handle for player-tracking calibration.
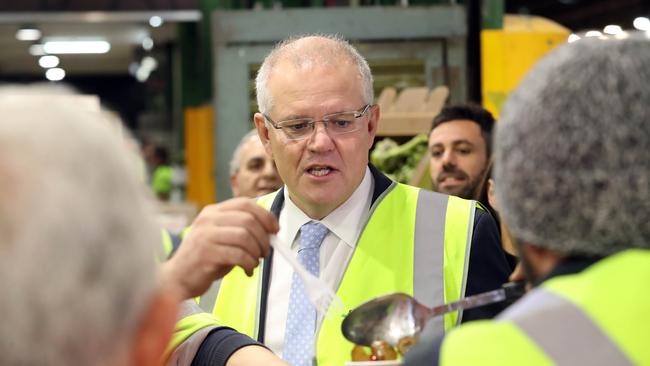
[429,281,526,317]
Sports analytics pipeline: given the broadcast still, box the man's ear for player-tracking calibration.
[128,289,178,366]
[254,113,273,156]
[367,104,380,139]
[487,178,498,211]
[360,105,380,153]
[230,174,240,197]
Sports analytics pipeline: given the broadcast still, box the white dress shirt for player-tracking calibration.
[265,167,374,356]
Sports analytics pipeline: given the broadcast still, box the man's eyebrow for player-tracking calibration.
[277,113,311,121]
[451,139,474,146]
[247,156,265,163]
[429,139,474,149]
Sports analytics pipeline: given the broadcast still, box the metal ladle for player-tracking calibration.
[341,282,525,347]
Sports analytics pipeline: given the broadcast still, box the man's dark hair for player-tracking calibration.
[431,104,495,156]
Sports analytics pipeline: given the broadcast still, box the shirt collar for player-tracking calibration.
[281,167,373,249]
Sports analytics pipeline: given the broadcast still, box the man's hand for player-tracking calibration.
[160,197,278,300]
[508,262,533,291]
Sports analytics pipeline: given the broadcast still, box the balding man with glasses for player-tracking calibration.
[166,34,511,366]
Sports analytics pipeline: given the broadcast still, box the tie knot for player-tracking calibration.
[299,221,329,250]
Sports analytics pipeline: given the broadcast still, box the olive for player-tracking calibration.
[397,335,418,355]
[371,340,398,361]
[351,345,372,361]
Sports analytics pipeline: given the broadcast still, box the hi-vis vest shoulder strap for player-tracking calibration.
[213,185,476,366]
[165,301,223,366]
[501,289,633,366]
[440,250,650,366]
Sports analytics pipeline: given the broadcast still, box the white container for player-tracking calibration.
[345,361,403,366]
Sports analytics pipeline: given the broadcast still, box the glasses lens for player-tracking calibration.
[278,119,313,140]
[326,112,360,135]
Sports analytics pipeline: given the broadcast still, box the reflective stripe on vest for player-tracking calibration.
[501,289,633,366]
[213,185,476,366]
[414,193,475,337]
[166,301,222,365]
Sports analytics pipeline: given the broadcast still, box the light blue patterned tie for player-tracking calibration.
[283,221,329,366]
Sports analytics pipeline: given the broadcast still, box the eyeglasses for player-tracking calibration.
[263,104,372,141]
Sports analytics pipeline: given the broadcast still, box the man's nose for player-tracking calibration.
[261,160,277,177]
[307,122,335,151]
[441,150,457,166]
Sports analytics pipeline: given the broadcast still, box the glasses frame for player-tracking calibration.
[263,104,373,141]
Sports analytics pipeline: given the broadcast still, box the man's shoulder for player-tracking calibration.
[438,320,542,366]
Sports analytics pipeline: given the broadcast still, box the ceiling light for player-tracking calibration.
[43,41,111,54]
[29,44,46,56]
[142,37,154,51]
[141,56,158,71]
[585,30,602,38]
[136,67,150,82]
[38,55,60,68]
[615,31,629,40]
[16,27,41,41]
[567,34,580,43]
[45,68,66,81]
[603,25,622,35]
[149,16,163,28]
[633,17,650,31]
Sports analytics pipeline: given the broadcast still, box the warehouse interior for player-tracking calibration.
[1,0,648,222]
[1,1,649,365]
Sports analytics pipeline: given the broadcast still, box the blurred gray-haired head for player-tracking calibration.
[494,36,650,257]
[0,86,160,365]
[255,34,374,114]
[229,129,261,176]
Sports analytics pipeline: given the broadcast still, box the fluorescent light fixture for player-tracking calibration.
[149,16,163,27]
[603,25,623,35]
[585,30,602,38]
[16,28,41,41]
[568,34,580,43]
[43,41,111,54]
[633,17,650,31]
[38,55,60,68]
[142,36,154,51]
[46,68,66,81]
[29,44,46,56]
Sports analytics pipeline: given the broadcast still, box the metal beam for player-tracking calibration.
[213,6,466,44]
[0,10,201,24]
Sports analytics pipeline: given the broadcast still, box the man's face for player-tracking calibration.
[254,61,378,219]
[428,120,487,199]
[230,137,282,198]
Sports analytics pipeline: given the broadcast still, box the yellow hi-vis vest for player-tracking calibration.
[213,182,478,366]
[164,301,223,365]
[439,249,650,365]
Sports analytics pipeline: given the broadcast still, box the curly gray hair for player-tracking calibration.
[0,87,160,365]
[495,35,650,257]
